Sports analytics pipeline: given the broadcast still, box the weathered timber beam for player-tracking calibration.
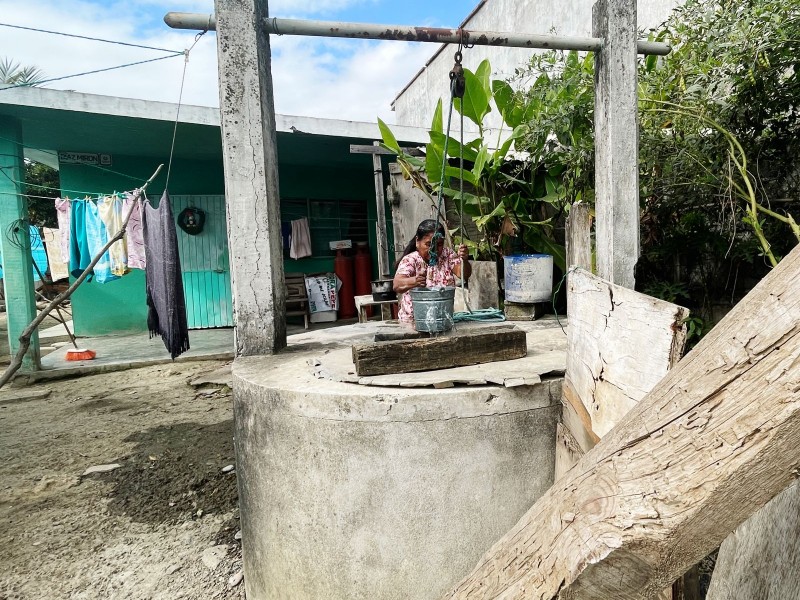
[352,326,527,377]
[444,243,800,600]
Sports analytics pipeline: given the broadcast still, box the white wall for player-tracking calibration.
[392,0,682,133]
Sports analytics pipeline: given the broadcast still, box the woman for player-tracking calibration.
[393,219,471,324]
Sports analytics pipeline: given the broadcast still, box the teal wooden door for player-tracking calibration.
[171,195,233,328]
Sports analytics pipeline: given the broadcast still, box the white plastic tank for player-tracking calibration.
[504,254,553,303]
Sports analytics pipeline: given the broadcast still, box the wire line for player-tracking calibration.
[0,22,183,54]
[0,54,182,91]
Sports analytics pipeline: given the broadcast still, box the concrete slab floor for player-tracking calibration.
[25,317,361,382]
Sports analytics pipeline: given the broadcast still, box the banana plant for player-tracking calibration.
[378,58,566,270]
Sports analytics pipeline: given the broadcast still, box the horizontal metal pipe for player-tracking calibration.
[163,12,671,56]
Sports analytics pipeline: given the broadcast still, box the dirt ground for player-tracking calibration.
[0,358,244,599]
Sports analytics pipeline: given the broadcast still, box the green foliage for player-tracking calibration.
[379,59,566,269]
[25,161,59,228]
[0,58,46,86]
[502,0,800,331]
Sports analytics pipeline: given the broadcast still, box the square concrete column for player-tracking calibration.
[593,0,640,289]
[215,0,286,355]
[0,117,40,370]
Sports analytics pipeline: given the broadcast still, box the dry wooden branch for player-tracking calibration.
[444,243,800,600]
[0,164,163,389]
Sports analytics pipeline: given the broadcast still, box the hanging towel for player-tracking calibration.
[290,217,312,259]
[85,200,120,284]
[69,200,92,279]
[97,195,129,276]
[124,193,146,270]
[42,227,69,282]
[143,190,190,359]
[55,198,71,262]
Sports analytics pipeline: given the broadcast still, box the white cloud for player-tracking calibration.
[0,0,436,124]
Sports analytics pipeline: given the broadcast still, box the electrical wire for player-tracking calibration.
[0,54,183,92]
[0,22,184,54]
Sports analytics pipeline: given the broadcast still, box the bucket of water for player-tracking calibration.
[410,286,455,333]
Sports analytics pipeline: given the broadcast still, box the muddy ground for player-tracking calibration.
[0,358,244,599]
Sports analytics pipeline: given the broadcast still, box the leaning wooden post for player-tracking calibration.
[592,0,640,289]
[566,202,592,272]
[445,244,800,599]
[215,0,286,355]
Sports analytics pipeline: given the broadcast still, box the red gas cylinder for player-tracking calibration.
[334,248,357,319]
[354,242,372,318]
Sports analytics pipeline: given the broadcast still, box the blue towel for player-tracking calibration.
[69,200,92,280]
[84,200,119,284]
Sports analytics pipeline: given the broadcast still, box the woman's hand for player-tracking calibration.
[457,244,469,261]
[393,271,427,293]
[455,244,472,281]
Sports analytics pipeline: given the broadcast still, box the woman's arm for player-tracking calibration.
[394,271,426,293]
[453,244,472,281]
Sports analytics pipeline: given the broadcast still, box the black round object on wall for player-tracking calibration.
[177,206,206,235]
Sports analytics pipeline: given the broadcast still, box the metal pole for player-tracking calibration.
[163,12,671,55]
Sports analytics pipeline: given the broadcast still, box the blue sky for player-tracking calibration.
[0,0,481,122]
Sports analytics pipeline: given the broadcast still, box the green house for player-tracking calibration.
[0,87,426,364]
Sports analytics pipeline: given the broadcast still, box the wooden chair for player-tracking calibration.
[285,272,309,329]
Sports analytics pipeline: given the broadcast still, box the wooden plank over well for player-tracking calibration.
[566,268,688,439]
[352,326,527,377]
[444,244,800,600]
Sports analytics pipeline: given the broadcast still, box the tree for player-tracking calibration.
[0,57,46,87]
[25,161,59,228]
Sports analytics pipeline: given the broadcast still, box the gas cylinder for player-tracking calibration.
[354,242,373,318]
[334,248,357,319]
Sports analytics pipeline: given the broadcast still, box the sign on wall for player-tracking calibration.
[57,151,113,166]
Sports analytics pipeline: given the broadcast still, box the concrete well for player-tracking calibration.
[232,324,563,599]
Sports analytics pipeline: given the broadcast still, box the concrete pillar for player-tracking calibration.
[214,0,286,355]
[0,117,40,370]
[592,0,640,289]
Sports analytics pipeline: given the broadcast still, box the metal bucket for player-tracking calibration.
[410,286,455,333]
[504,254,553,303]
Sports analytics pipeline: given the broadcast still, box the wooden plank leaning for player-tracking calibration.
[444,243,800,600]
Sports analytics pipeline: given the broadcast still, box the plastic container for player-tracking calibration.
[503,254,553,303]
[410,286,455,333]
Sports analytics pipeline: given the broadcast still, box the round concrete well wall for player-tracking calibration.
[233,354,562,600]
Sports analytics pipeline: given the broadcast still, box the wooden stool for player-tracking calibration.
[354,294,398,323]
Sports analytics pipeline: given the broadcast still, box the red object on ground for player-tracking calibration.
[334,249,356,319]
[354,242,372,318]
[66,348,96,361]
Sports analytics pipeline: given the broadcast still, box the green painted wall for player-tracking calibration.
[60,155,388,336]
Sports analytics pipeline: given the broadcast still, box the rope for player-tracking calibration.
[165,30,207,189]
[454,308,505,322]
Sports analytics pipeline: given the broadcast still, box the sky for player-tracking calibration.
[0,0,480,124]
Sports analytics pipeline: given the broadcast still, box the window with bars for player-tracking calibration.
[281,198,371,257]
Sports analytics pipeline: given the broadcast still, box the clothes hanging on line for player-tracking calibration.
[58,195,147,282]
[85,200,119,284]
[290,217,312,259]
[69,199,93,280]
[124,193,147,270]
[42,227,69,282]
[54,198,71,262]
[143,190,190,359]
[97,195,129,276]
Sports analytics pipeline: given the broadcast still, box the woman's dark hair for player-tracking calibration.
[399,219,445,260]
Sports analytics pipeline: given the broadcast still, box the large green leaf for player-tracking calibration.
[455,68,491,128]
[492,80,520,128]
[377,118,402,155]
[428,131,479,162]
[431,98,443,135]
[426,143,444,186]
[472,146,489,181]
[475,59,492,96]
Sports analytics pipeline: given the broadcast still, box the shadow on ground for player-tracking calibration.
[99,420,238,526]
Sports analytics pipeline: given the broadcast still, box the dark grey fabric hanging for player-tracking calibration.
[143,190,189,359]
